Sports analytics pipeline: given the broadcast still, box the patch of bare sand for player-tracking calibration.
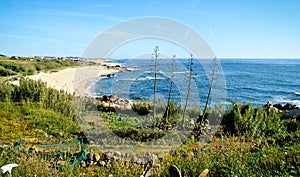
[26,65,119,96]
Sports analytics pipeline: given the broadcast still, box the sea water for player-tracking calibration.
[88,59,300,107]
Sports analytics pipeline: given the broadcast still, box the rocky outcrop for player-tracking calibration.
[96,94,132,110]
[264,101,299,121]
[273,103,298,111]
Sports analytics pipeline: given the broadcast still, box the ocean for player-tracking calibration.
[86,59,300,108]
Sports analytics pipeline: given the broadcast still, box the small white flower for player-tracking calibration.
[0,163,18,174]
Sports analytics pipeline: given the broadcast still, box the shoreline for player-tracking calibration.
[23,63,123,96]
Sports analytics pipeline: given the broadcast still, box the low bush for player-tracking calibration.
[221,101,285,140]
[132,101,151,116]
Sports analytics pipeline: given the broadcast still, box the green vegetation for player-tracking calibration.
[0,54,298,176]
[0,78,299,176]
[0,56,79,77]
[221,101,285,140]
[0,79,80,144]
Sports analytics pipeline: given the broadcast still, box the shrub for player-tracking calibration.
[0,65,18,76]
[221,101,285,139]
[132,101,151,116]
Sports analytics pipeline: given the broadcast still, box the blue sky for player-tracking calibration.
[1,0,299,58]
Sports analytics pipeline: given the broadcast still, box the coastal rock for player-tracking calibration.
[98,161,106,167]
[113,151,122,157]
[101,95,110,102]
[127,153,137,162]
[144,164,161,177]
[93,153,101,162]
[283,109,300,121]
[96,94,132,110]
[273,104,283,110]
[264,102,299,121]
[263,101,279,112]
[101,73,116,78]
[142,153,159,164]
[104,151,113,160]
[110,94,119,102]
[272,103,298,111]
[283,103,297,111]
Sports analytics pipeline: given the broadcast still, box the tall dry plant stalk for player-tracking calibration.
[163,55,176,121]
[182,54,194,125]
[201,57,218,122]
[152,46,159,119]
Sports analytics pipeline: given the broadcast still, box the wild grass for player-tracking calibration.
[0,56,79,77]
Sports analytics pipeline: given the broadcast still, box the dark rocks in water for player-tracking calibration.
[100,73,116,78]
[263,102,300,121]
[263,101,273,109]
[263,101,280,112]
[96,94,119,102]
[273,104,283,110]
[107,73,115,78]
[283,109,300,121]
[101,95,110,102]
[265,102,298,111]
[283,103,297,111]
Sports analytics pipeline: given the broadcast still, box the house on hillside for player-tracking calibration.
[11,56,19,60]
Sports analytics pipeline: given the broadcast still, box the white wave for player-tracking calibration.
[146,76,166,80]
[273,96,300,107]
[126,68,136,71]
[144,70,164,74]
[116,78,135,81]
[173,71,188,74]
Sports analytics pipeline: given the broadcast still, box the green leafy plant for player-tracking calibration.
[221,101,285,140]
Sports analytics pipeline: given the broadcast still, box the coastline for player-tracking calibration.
[23,64,121,96]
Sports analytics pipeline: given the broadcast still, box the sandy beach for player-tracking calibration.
[25,64,120,96]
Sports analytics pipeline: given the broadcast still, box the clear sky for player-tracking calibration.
[1,0,299,58]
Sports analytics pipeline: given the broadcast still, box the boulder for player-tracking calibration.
[98,161,106,167]
[93,153,101,162]
[104,151,113,160]
[283,103,297,111]
[283,109,300,121]
[144,164,161,177]
[101,95,110,102]
[273,104,283,110]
